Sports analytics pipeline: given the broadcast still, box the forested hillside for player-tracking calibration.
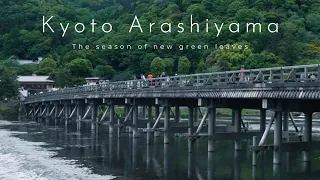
[0,0,319,87]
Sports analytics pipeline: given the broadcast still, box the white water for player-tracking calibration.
[0,121,115,180]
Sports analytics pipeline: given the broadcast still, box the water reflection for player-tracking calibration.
[3,121,320,180]
[187,149,195,179]
[164,144,169,179]
[207,152,215,180]
[273,164,281,180]
[233,150,241,180]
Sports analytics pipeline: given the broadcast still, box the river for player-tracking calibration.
[0,120,320,180]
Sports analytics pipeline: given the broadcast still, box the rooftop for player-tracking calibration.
[85,77,100,80]
[17,76,54,83]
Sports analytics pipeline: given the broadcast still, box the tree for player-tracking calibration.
[50,68,73,88]
[36,57,57,75]
[0,66,19,100]
[35,67,55,75]
[306,13,320,33]
[150,57,165,76]
[245,52,285,69]
[93,65,116,80]
[178,56,191,74]
[304,40,320,59]
[163,58,174,75]
[66,58,93,78]
[38,57,57,69]
[196,59,206,73]
[206,44,252,71]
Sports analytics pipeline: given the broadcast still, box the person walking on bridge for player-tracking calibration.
[147,73,153,86]
[239,65,246,82]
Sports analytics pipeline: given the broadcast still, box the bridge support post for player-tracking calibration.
[154,105,160,137]
[45,104,50,124]
[147,123,151,145]
[54,103,59,125]
[194,107,199,122]
[117,119,121,138]
[208,101,216,152]
[64,104,69,127]
[260,109,266,134]
[273,111,282,164]
[188,106,194,153]
[232,109,235,126]
[155,106,160,120]
[164,103,170,144]
[125,104,129,118]
[303,111,312,162]
[174,106,180,123]
[76,103,82,130]
[283,111,289,142]
[148,105,152,121]
[91,102,98,129]
[39,104,43,122]
[133,100,139,138]
[109,101,115,134]
[142,106,146,119]
[234,108,242,151]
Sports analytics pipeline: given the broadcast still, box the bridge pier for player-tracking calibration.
[91,102,98,129]
[54,103,59,125]
[232,109,235,126]
[174,106,180,123]
[76,102,83,130]
[194,107,199,122]
[234,108,242,151]
[133,100,139,138]
[283,111,289,142]
[188,106,194,153]
[148,105,152,121]
[109,101,115,134]
[64,103,69,127]
[273,111,282,164]
[303,111,313,162]
[45,104,50,124]
[260,109,266,134]
[208,100,216,152]
[142,106,146,119]
[164,103,171,144]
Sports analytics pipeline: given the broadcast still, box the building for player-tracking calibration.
[85,77,100,85]
[18,75,55,96]
[84,77,110,86]
[9,55,43,65]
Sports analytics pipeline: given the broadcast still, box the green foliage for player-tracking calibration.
[39,58,57,69]
[207,44,252,71]
[36,57,57,75]
[51,68,73,88]
[93,65,116,80]
[66,58,93,78]
[178,56,191,74]
[245,52,285,69]
[150,57,165,76]
[0,66,19,100]
[196,59,206,73]
[0,0,319,83]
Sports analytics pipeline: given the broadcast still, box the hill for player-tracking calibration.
[0,0,319,86]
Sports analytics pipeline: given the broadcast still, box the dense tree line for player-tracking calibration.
[0,0,319,87]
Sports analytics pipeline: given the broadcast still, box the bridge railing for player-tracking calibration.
[25,64,320,101]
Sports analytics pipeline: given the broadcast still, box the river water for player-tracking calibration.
[0,120,320,180]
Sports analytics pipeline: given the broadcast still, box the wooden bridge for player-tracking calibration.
[22,64,320,165]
